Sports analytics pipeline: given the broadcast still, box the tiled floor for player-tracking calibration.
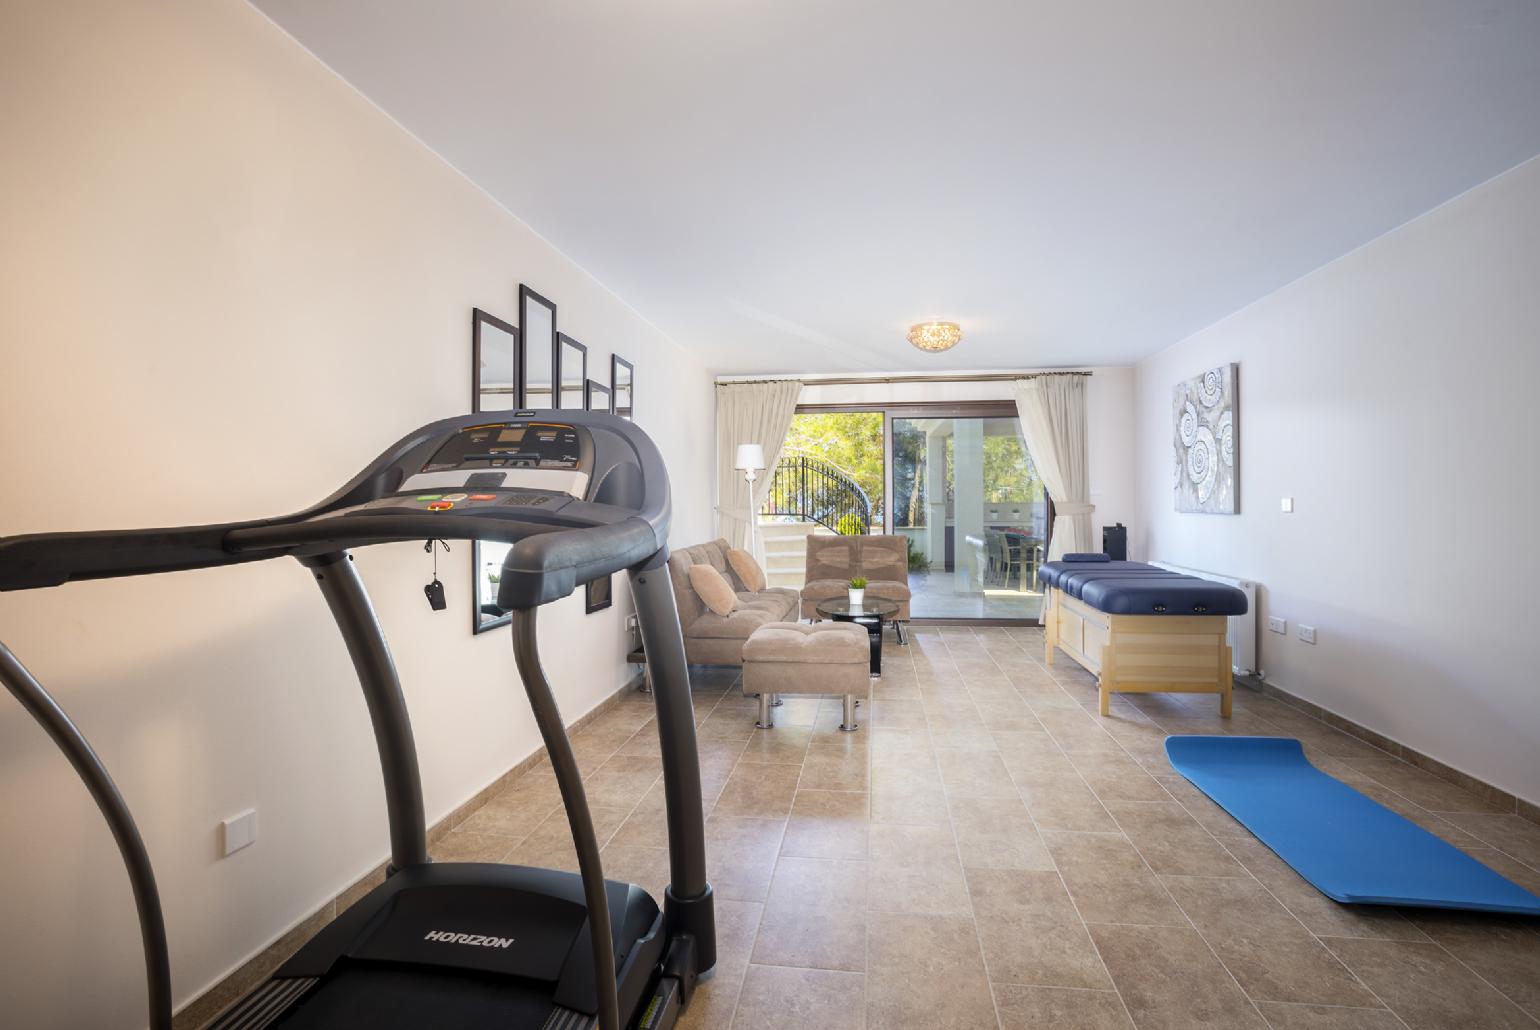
[437,626,1540,1029]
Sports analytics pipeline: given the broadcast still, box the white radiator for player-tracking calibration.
[1150,561,1259,676]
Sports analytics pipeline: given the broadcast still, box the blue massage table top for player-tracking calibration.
[1039,557,1248,616]
[1167,736,1540,915]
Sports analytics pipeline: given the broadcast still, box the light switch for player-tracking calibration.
[1280,497,1294,513]
[1297,625,1317,644]
[221,809,258,856]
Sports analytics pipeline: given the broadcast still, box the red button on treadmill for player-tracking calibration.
[427,501,454,511]
[468,494,497,501]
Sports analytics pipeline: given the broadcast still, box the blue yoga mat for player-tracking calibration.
[1165,736,1540,915]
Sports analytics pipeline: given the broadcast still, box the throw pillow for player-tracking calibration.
[688,564,740,617]
[726,547,766,592]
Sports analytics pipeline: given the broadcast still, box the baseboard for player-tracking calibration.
[1238,672,1538,826]
[174,674,647,1030]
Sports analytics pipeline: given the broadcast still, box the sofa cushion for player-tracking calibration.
[803,578,910,603]
[688,608,780,639]
[688,564,739,616]
[727,548,766,592]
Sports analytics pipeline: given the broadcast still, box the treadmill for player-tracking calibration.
[0,411,715,1030]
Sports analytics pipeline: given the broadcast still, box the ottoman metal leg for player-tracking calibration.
[757,692,775,729]
[840,694,859,732]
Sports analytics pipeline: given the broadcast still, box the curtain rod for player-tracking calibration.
[715,370,1093,387]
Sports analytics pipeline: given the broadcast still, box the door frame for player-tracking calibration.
[791,401,1050,626]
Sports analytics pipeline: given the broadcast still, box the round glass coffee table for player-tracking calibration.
[814,597,900,675]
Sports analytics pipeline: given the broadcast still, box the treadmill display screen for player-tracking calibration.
[422,423,584,472]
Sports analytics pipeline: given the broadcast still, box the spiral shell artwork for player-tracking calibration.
[1173,363,1237,513]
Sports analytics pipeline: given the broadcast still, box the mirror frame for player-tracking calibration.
[611,354,635,421]
[471,308,521,415]
[556,332,588,409]
[584,378,612,413]
[518,284,558,409]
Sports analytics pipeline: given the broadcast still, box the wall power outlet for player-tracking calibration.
[1297,624,1317,644]
[1267,616,1286,634]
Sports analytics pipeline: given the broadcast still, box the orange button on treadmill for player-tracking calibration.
[469,493,497,501]
[427,501,454,511]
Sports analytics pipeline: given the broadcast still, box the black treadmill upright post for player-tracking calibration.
[0,639,173,1030]
[301,551,429,871]
[628,551,716,972]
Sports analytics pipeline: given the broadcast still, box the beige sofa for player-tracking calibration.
[800,534,912,631]
[667,538,800,665]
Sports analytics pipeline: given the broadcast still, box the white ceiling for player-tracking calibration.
[254,0,1540,374]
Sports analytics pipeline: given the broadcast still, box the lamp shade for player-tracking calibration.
[734,443,765,471]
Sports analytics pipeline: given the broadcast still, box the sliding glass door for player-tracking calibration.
[890,408,1049,620]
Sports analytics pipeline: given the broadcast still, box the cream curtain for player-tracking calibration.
[1013,374,1094,562]
[715,380,802,561]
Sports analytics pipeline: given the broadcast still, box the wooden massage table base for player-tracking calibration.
[1044,586,1232,717]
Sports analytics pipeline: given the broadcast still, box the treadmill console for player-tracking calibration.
[396,420,596,503]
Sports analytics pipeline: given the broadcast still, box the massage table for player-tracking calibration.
[1038,554,1249,716]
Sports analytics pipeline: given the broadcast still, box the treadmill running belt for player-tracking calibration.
[267,965,588,1029]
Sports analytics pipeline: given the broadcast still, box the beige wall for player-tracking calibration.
[1133,155,1540,804]
[0,1,713,1026]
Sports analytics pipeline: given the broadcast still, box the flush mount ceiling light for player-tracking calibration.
[907,321,962,353]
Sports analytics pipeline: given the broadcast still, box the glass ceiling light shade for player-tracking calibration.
[908,321,962,352]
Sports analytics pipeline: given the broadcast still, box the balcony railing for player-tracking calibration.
[761,454,871,535]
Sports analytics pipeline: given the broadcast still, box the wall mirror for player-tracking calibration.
[519,285,557,409]
[557,333,587,409]
[472,308,520,414]
[611,355,634,420]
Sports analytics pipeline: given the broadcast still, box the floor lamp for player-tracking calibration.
[735,443,766,558]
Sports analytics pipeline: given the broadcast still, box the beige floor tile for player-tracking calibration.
[715,762,802,818]
[867,823,973,916]
[948,795,1056,871]
[781,789,871,861]
[1322,936,1534,1030]
[1212,935,1381,1007]
[1161,875,1313,943]
[936,748,1018,797]
[429,830,513,863]
[800,748,871,791]
[866,911,998,1030]
[731,965,865,1030]
[1036,708,1125,754]
[739,725,813,766]
[1442,812,1540,868]
[706,816,787,901]
[1401,910,1540,1019]
[1253,1002,1406,1029]
[1004,748,1121,833]
[1042,831,1187,926]
[583,753,663,809]
[1104,801,1244,876]
[870,782,950,827]
[1089,923,1268,1029]
[967,868,1113,989]
[1067,750,1175,803]
[753,891,867,972]
[993,985,1133,1029]
[454,785,562,838]
[1337,756,1505,813]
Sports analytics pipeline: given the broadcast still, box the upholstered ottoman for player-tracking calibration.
[742,622,871,731]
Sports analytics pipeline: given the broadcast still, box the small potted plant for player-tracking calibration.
[848,576,867,607]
